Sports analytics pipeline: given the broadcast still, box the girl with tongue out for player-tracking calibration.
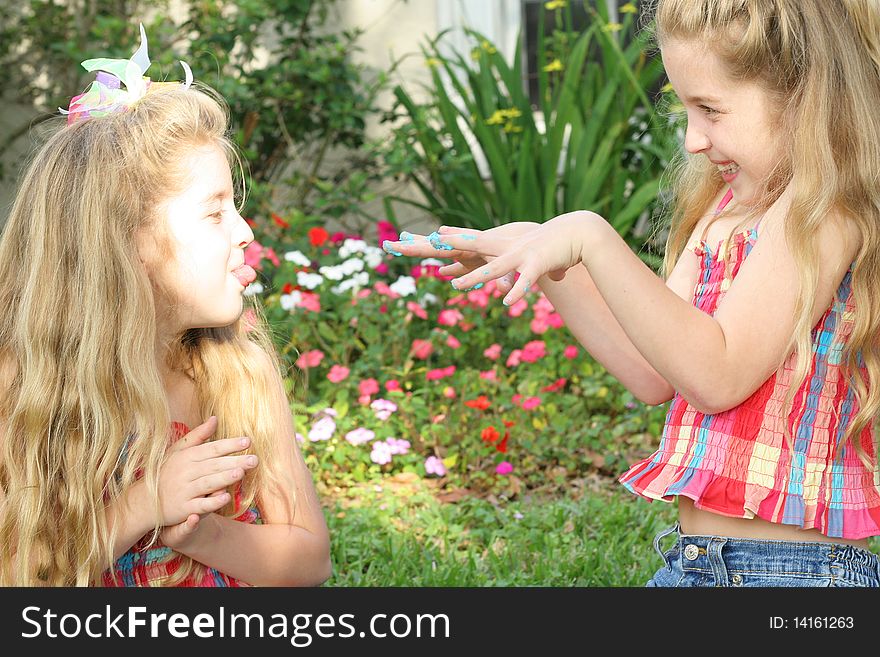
[0,28,329,587]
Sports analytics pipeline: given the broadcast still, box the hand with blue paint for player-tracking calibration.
[383,222,543,295]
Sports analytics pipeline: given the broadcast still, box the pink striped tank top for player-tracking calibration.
[618,189,880,539]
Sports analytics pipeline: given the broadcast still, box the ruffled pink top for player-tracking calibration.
[619,189,880,539]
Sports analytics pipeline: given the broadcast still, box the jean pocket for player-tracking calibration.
[652,523,681,570]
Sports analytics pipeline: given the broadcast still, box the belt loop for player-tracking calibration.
[653,522,681,570]
[707,536,729,586]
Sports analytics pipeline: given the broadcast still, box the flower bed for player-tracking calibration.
[246,222,666,495]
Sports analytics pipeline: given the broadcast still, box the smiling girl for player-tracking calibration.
[0,28,330,586]
[386,0,880,586]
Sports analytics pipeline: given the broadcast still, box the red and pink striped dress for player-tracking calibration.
[619,190,880,539]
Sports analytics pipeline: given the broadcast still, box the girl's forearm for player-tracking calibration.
[106,480,155,561]
[176,513,332,587]
[536,265,674,405]
[578,213,727,412]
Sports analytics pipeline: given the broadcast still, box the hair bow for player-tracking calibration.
[61,23,193,125]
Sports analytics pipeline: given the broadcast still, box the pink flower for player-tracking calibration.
[541,378,567,393]
[483,343,502,360]
[507,298,528,318]
[506,349,522,368]
[495,461,514,475]
[308,416,335,441]
[371,398,398,421]
[564,345,579,359]
[386,437,411,455]
[521,396,542,411]
[358,394,372,405]
[425,456,446,477]
[244,241,280,270]
[466,288,490,308]
[295,350,325,369]
[385,379,401,392]
[327,365,350,383]
[437,309,464,327]
[479,369,498,381]
[373,281,400,298]
[375,262,389,275]
[411,339,434,360]
[298,291,321,313]
[376,220,398,246]
[520,340,547,363]
[446,335,461,349]
[356,289,372,299]
[407,301,428,319]
[426,365,456,381]
[370,441,393,465]
[359,378,380,396]
[443,386,456,399]
[411,262,442,279]
[345,427,375,445]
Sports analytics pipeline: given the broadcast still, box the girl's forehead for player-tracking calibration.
[662,39,730,97]
[176,145,232,194]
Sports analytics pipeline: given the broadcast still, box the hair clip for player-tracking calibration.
[60,23,193,125]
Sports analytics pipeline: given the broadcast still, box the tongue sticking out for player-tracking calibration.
[231,264,257,287]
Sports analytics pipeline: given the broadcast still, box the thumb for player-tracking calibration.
[172,415,218,452]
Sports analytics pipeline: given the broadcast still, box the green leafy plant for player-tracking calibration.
[382,1,676,268]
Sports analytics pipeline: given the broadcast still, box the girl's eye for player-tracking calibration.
[700,105,719,116]
[209,210,223,222]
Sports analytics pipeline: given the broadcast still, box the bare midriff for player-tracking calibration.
[678,496,873,551]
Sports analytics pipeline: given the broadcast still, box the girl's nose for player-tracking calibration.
[234,212,255,249]
[684,121,711,155]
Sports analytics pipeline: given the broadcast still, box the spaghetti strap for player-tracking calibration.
[713,188,734,215]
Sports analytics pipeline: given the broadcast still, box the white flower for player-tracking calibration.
[331,271,370,295]
[243,282,264,296]
[318,265,345,281]
[296,271,324,289]
[340,257,365,276]
[284,250,311,267]
[363,247,385,269]
[420,258,445,267]
[389,275,416,297]
[420,292,439,306]
[338,238,368,258]
[280,291,301,311]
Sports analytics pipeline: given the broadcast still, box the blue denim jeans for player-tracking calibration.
[646,522,880,587]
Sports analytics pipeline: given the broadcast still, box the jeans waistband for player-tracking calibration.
[654,522,880,587]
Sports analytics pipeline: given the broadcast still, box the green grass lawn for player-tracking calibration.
[323,475,880,587]
[323,474,679,586]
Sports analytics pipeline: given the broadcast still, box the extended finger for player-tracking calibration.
[171,415,218,452]
[449,253,530,299]
[192,467,247,497]
[197,453,259,475]
[383,231,467,259]
[192,436,252,460]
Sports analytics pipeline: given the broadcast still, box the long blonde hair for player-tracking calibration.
[0,84,294,585]
[650,0,880,465]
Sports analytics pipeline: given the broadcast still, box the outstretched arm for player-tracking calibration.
[435,191,859,414]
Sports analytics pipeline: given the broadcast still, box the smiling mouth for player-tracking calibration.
[717,162,740,175]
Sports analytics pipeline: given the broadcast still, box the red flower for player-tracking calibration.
[464,395,490,410]
[309,226,329,246]
[481,426,500,443]
[282,282,294,295]
[496,433,509,453]
[272,212,290,229]
[541,377,567,393]
[503,419,515,428]
[245,217,257,228]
